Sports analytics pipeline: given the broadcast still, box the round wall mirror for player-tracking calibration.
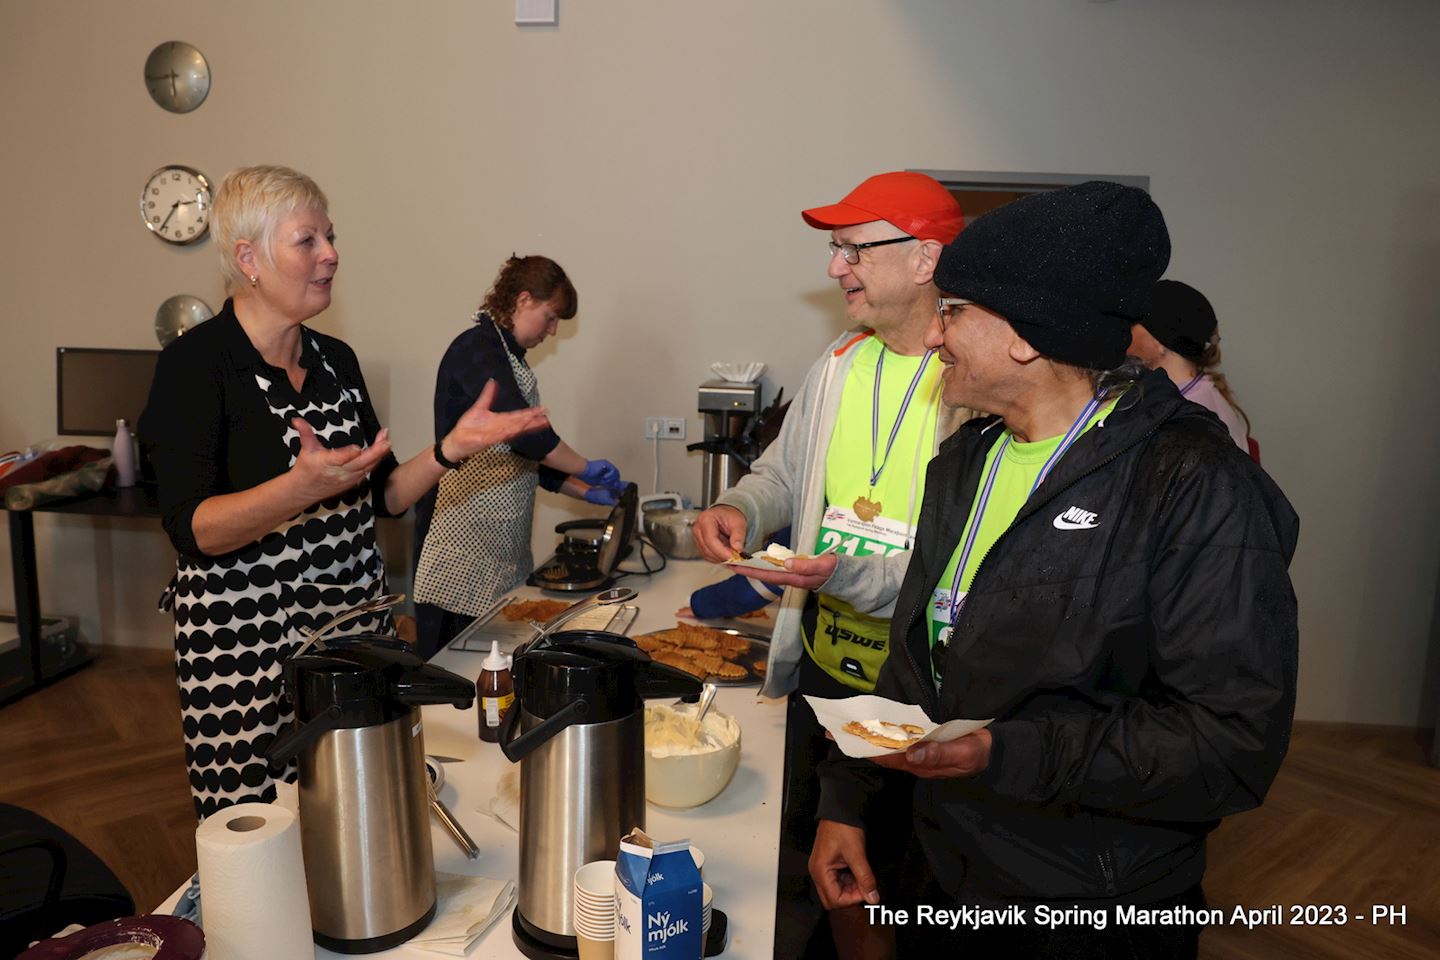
[155,294,214,346]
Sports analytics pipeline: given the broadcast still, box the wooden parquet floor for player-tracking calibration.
[1201,723,1440,959]
[0,646,196,912]
[1,648,1436,959]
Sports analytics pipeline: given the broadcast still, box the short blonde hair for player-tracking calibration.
[212,165,329,292]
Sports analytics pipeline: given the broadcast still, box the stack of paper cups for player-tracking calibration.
[573,860,617,960]
[702,883,713,940]
[195,802,313,960]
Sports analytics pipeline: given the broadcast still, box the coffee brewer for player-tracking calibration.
[500,630,700,960]
[266,635,475,954]
[693,379,762,508]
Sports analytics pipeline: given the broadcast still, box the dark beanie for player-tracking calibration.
[934,180,1171,370]
[1139,279,1216,361]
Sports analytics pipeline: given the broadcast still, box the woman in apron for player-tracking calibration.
[139,166,549,819]
[412,255,626,657]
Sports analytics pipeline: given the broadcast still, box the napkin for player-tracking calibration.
[489,766,520,832]
[410,872,516,956]
[804,694,992,759]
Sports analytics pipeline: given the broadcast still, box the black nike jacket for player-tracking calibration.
[817,370,1300,906]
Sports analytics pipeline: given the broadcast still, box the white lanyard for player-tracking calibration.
[946,396,1103,627]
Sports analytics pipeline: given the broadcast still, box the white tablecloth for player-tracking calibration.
[161,558,787,958]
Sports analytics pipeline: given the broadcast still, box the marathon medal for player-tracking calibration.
[852,495,882,522]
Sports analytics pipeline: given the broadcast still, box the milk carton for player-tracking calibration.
[615,829,703,959]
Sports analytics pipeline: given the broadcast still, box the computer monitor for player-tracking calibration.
[56,347,161,436]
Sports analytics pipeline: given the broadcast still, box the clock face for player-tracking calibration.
[141,166,211,245]
[144,41,211,113]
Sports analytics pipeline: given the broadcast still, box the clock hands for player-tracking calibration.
[145,70,180,98]
[159,199,182,231]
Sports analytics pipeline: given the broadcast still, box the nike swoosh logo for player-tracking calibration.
[1053,516,1099,530]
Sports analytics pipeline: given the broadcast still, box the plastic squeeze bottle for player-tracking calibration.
[477,640,514,743]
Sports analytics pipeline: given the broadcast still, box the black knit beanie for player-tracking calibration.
[934,180,1171,370]
[1139,279,1216,361]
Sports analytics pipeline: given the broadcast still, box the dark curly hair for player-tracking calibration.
[479,255,577,329]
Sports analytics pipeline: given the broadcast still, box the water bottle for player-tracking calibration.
[113,418,137,487]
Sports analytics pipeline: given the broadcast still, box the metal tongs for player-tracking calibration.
[525,587,638,650]
[425,755,478,859]
[289,592,407,660]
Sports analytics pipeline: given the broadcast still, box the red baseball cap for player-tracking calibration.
[801,171,965,243]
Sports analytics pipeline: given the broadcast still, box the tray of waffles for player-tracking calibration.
[632,621,770,686]
[449,595,639,655]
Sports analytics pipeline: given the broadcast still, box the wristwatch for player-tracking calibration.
[433,440,465,470]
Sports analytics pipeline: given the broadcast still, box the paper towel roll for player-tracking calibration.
[195,802,313,960]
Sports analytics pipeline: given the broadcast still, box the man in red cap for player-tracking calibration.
[693,171,974,958]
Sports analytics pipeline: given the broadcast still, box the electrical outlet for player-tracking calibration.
[643,417,687,440]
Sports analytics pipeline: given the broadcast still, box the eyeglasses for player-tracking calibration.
[936,297,972,331]
[827,235,915,265]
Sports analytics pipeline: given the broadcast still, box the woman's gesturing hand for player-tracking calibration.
[443,380,550,461]
[289,417,393,502]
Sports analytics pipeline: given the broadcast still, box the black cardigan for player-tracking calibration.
[138,300,399,561]
[411,315,566,557]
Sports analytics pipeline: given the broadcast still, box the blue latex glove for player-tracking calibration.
[578,459,621,487]
[583,484,620,506]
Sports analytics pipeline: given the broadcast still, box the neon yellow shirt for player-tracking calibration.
[809,337,942,691]
[926,401,1116,661]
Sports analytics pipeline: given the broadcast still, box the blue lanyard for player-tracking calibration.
[870,347,936,488]
[946,396,1103,626]
[1179,373,1203,396]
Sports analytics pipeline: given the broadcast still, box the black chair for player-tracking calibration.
[0,804,134,957]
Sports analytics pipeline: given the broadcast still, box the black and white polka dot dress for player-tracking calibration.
[170,339,392,819]
[413,323,541,616]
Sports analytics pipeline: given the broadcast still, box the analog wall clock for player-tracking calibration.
[141,165,211,245]
[144,41,211,113]
[154,294,214,347]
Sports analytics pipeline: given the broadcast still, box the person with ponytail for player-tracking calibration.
[411,254,626,657]
[1128,279,1251,450]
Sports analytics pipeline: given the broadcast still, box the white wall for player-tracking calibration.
[2,0,1438,726]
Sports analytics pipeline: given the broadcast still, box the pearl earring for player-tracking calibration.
[249,274,258,287]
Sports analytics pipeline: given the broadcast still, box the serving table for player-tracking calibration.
[2,485,160,704]
[160,557,787,958]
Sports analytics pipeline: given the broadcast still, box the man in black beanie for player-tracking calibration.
[809,182,1300,958]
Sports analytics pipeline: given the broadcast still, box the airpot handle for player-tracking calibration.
[499,698,591,763]
[264,704,344,766]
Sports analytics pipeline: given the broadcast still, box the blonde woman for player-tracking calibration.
[139,165,548,817]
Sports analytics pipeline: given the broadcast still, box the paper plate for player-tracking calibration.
[722,542,836,571]
[803,694,992,759]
